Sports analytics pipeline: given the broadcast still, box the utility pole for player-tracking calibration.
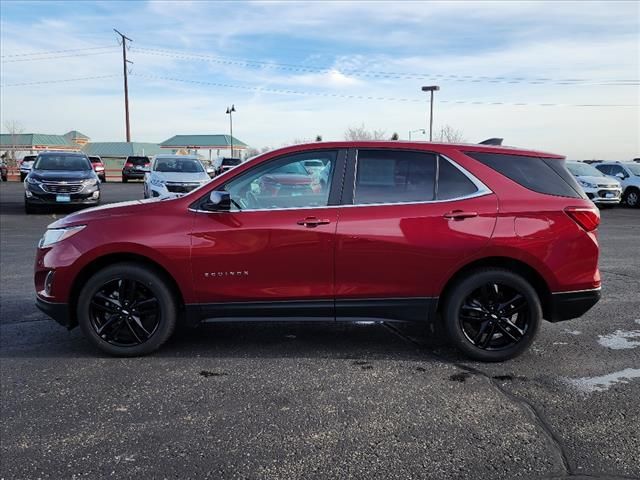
[114,29,133,142]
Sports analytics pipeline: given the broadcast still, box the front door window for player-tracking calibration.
[225,151,337,211]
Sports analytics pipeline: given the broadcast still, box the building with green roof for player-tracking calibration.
[63,130,90,146]
[0,133,78,152]
[160,134,247,159]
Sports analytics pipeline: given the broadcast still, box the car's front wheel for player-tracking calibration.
[77,263,177,356]
[442,268,541,362]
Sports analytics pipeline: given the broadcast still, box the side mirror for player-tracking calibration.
[615,172,626,179]
[203,191,231,211]
[206,166,215,177]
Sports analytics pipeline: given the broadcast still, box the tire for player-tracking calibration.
[101,175,107,183]
[1,174,7,182]
[20,173,26,182]
[623,188,640,208]
[24,199,36,214]
[442,268,541,362]
[77,262,177,356]
[122,176,128,183]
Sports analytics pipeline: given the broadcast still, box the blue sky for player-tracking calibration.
[1,0,638,158]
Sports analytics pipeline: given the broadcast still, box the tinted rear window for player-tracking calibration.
[222,158,241,167]
[127,156,149,165]
[465,152,585,199]
[89,156,102,164]
[23,155,37,162]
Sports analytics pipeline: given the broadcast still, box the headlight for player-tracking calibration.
[39,225,86,248]
[82,178,98,187]
[150,176,165,187]
[26,176,41,185]
[579,180,597,188]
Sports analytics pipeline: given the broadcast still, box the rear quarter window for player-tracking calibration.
[465,151,585,199]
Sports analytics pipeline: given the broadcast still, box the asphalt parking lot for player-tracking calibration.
[1,181,638,480]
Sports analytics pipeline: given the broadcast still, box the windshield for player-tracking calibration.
[22,155,37,162]
[34,155,91,171]
[89,156,102,164]
[155,158,204,173]
[567,162,605,177]
[626,164,640,176]
[222,158,241,167]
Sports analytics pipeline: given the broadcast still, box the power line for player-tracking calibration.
[132,73,639,107]
[1,50,120,63]
[0,45,118,58]
[131,46,640,86]
[0,74,120,87]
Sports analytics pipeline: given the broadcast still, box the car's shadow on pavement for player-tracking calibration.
[0,319,460,363]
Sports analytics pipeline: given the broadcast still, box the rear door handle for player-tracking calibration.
[444,210,478,220]
[297,217,331,228]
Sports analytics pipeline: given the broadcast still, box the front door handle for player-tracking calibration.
[444,210,478,220]
[297,217,331,228]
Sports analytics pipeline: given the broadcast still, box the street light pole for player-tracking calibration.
[421,85,440,141]
[225,104,235,158]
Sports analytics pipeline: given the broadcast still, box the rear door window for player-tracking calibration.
[465,152,585,199]
[354,150,436,204]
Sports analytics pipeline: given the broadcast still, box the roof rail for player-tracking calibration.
[479,138,503,146]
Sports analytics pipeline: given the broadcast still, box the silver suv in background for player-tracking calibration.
[20,155,38,182]
[566,161,621,207]
[594,162,640,208]
[144,155,210,198]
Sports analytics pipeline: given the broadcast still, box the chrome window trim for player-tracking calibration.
[551,287,601,295]
[190,151,493,214]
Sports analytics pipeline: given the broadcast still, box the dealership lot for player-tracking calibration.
[1,182,638,479]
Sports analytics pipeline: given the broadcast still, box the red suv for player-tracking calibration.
[34,142,601,361]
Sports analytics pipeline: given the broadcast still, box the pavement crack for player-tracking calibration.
[382,322,572,477]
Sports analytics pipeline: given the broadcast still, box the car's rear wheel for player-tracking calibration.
[77,263,177,356]
[623,188,639,208]
[122,176,128,183]
[20,173,26,182]
[443,268,541,362]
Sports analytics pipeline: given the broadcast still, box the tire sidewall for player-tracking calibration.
[443,269,542,362]
[77,263,177,356]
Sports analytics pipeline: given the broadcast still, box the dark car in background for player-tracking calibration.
[121,155,150,182]
[24,152,100,214]
[88,156,106,182]
[213,157,241,176]
[20,154,38,181]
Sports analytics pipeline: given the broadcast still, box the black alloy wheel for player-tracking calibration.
[89,278,160,347]
[443,268,541,362]
[459,283,529,351]
[78,263,177,356]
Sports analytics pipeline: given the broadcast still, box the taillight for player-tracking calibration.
[565,206,600,232]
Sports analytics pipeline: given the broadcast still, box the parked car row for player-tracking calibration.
[566,160,640,208]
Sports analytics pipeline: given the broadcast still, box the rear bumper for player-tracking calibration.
[548,288,601,322]
[36,296,72,328]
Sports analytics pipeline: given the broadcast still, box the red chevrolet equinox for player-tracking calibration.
[34,141,601,361]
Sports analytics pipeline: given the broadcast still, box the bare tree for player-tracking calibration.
[344,124,386,141]
[244,146,271,159]
[3,120,24,166]
[436,125,466,143]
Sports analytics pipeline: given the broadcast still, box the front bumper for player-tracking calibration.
[25,190,100,206]
[584,187,622,204]
[548,288,601,322]
[36,296,72,328]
